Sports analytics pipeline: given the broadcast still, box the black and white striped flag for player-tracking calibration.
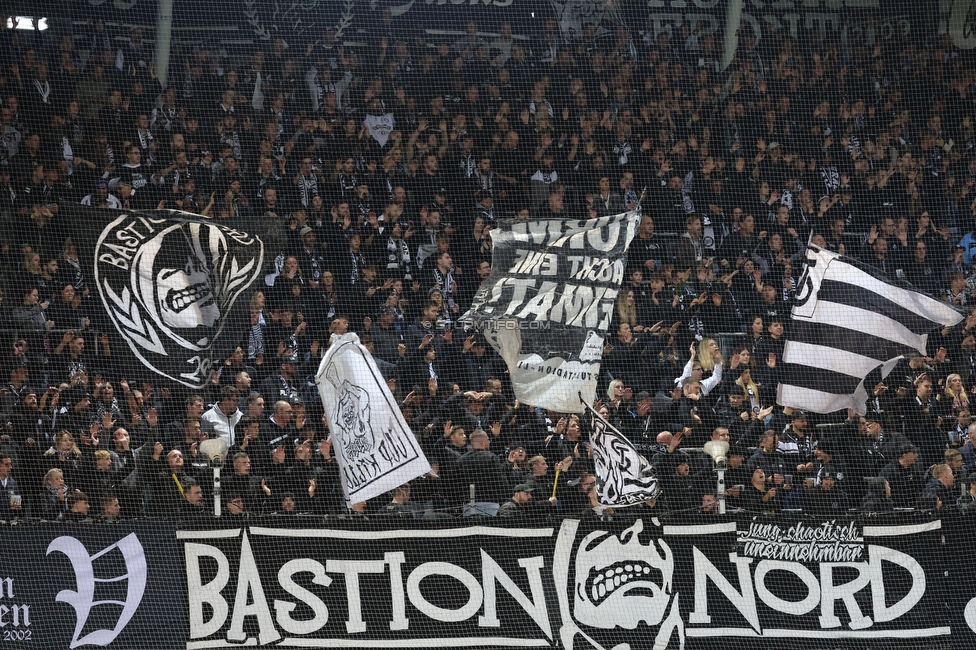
[583,396,660,507]
[777,246,963,415]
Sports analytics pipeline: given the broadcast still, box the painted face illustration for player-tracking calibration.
[574,520,674,629]
[157,255,219,331]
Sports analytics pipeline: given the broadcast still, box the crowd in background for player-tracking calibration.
[1,11,976,523]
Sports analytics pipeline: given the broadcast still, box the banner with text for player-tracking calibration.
[2,515,969,649]
[177,514,955,650]
[315,332,432,504]
[0,521,184,649]
[463,211,640,413]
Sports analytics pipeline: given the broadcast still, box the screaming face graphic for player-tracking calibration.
[331,375,375,460]
[156,255,220,333]
[95,214,264,389]
[574,520,674,630]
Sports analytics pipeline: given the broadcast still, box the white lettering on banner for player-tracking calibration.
[688,543,930,634]
[179,522,945,647]
[0,577,29,628]
[738,521,865,562]
[406,562,484,623]
[507,250,559,276]
[274,559,332,635]
[182,530,552,645]
[515,358,598,383]
[818,561,872,629]
[754,561,820,616]
[227,532,279,644]
[644,1,923,48]
[690,548,760,630]
[385,552,409,631]
[46,533,147,648]
[506,214,631,251]
[466,211,638,413]
[479,278,618,328]
[479,553,551,639]
[326,559,386,633]
[185,543,230,639]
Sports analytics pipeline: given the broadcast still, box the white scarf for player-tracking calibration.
[34,79,51,103]
[614,141,632,165]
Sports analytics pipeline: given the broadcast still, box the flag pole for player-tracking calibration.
[551,470,561,500]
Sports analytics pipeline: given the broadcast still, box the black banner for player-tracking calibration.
[176,514,955,649]
[0,520,183,649]
[60,207,265,390]
[70,0,946,49]
[463,211,639,413]
[1,514,971,649]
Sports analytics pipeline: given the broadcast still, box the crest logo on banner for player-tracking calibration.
[243,0,356,40]
[46,533,148,648]
[94,215,264,389]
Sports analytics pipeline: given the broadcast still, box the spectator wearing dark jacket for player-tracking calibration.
[879,443,925,508]
[454,430,510,506]
[803,470,850,516]
[920,463,955,509]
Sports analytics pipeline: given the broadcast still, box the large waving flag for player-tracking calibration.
[316,333,431,504]
[65,207,265,390]
[777,246,963,415]
[462,211,640,413]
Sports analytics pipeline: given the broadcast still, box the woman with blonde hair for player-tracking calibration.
[44,430,82,480]
[944,373,970,412]
[736,367,763,414]
[615,289,638,328]
[674,339,724,395]
[607,379,626,405]
[697,338,724,373]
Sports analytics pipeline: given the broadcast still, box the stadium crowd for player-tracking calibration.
[2,13,976,523]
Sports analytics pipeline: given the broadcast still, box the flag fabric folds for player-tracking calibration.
[583,397,661,507]
[316,333,431,504]
[67,207,266,389]
[778,246,964,415]
[462,211,640,413]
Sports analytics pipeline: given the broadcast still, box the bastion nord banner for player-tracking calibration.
[177,515,952,650]
[1,515,973,649]
[463,211,640,413]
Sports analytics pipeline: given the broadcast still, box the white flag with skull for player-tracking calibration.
[315,333,431,504]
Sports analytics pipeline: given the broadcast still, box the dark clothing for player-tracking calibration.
[921,477,954,509]
[741,484,781,512]
[454,448,510,504]
[879,461,925,508]
[803,486,851,516]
